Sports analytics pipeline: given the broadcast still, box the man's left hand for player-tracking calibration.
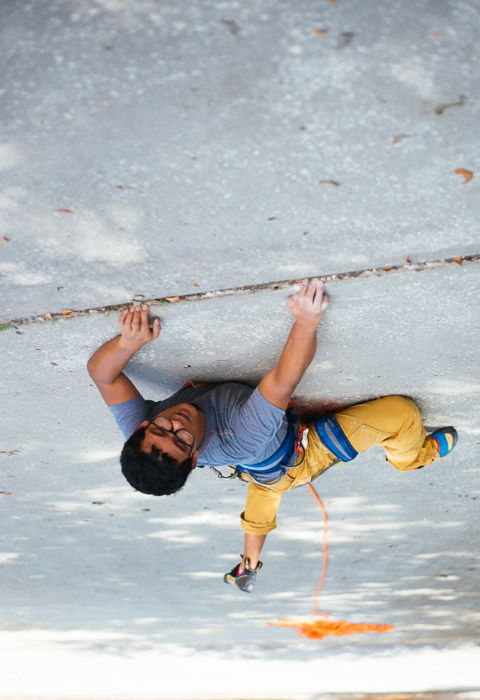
[119,305,161,351]
[287,278,329,324]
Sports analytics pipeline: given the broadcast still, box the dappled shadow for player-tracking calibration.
[2,435,478,661]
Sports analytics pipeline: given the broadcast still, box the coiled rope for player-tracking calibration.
[267,483,394,640]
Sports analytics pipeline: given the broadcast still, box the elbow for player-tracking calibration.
[86,355,96,378]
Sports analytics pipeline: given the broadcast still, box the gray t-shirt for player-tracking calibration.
[109,382,293,469]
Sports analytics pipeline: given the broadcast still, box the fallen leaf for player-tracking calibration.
[165,296,180,302]
[0,236,10,242]
[221,19,240,35]
[44,312,53,319]
[337,32,354,50]
[60,308,74,315]
[435,95,465,115]
[383,265,394,271]
[319,180,340,187]
[392,133,412,144]
[403,256,412,264]
[453,257,463,265]
[0,450,20,456]
[92,501,105,505]
[268,216,277,221]
[0,491,12,495]
[56,209,75,214]
[313,28,327,35]
[454,168,473,183]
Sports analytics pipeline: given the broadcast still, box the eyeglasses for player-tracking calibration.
[149,416,195,451]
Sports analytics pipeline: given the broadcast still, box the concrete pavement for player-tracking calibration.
[1,0,479,697]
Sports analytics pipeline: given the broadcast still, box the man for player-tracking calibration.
[87,279,457,593]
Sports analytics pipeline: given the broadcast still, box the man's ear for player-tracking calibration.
[191,451,199,470]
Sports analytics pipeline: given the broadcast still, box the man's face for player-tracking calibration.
[138,403,205,465]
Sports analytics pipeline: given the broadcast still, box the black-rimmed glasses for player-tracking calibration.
[149,416,195,451]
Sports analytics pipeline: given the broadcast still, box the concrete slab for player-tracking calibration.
[1,0,479,696]
[2,261,480,696]
[1,0,480,320]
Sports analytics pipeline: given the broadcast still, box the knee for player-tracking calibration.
[383,395,420,422]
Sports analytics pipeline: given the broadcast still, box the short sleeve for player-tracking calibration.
[231,386,287,459]
[109,396,151,439]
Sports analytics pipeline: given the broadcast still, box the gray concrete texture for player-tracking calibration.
[1,0,480,697]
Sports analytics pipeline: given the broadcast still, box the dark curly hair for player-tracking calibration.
[120,426,193,496]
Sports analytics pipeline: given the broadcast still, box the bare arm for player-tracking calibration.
[242,281,328,568]
[257,279,328,410]
[87,306,160,406]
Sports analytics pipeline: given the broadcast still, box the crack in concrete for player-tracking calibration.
[2,252,479,331]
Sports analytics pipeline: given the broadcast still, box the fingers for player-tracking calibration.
[287,278,329,318]
[120,305,161,339]
[151,317,161,339]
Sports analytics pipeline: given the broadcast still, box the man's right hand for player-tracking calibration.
[119,305,161,352]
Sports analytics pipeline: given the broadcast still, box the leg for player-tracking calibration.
[334,395,438,471]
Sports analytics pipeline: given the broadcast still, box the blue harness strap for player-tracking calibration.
[233,414,298,484]
[315,414,358,462]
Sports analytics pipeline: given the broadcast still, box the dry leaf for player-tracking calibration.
[392,133,412,144]
[454,168,473,183]
[313,28,327,35]
[383,265,394,271]
[0,491,12,495]
[44,312,53,319]
[453,257,463,265]
[61,308,74,315]
[435,95,465,115]
[337,32,354,50]
[56,209,75,214]
[0,236,10,242]
[165,296,180,302]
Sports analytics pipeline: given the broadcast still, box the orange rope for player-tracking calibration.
[306,483,328,617]
[267,483,394,640]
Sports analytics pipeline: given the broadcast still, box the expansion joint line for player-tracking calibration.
[2,252,479,330]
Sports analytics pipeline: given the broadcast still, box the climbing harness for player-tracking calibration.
[210,412,300,485]
[314,414,358,462]
[210,414,357,485]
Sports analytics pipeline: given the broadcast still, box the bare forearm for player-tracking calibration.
[258,318,318,409]
[87,335,141,384]
[273,318,318,394]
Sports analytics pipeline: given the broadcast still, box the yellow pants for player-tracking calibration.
[240,395,440,535]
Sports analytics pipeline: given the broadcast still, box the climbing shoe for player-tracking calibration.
[431,426,458,457]
[224,556,263,593]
